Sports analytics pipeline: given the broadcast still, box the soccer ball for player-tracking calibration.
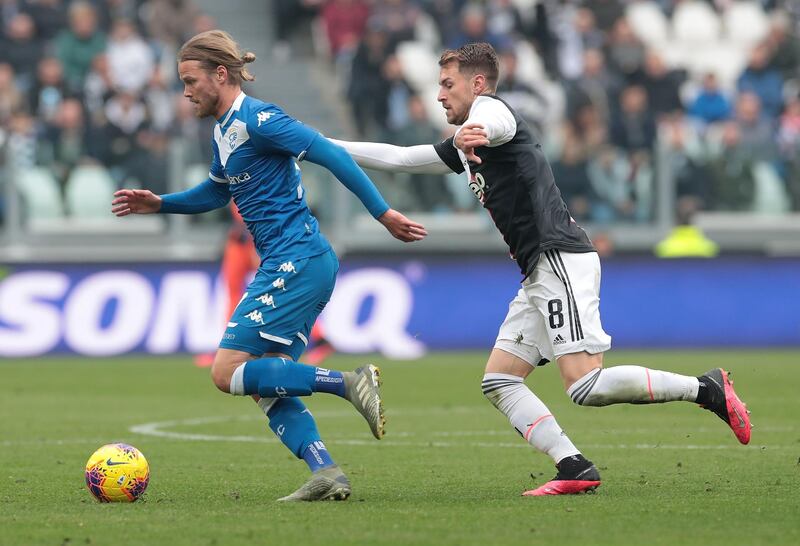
[85,443,150,502]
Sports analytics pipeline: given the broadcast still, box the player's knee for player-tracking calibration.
[210,357,233,393]
[210,367,230,393]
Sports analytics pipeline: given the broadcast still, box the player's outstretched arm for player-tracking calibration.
[303,136,427,242]
[328,139,451,175]
[112,178,231,217]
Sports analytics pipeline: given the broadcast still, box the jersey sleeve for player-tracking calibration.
[248,107,320,157]
[433,136,465,174]
[460,97,517,147]
[209,138,226,183]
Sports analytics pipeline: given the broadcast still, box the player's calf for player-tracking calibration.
[218,353,385,439]
[482,373,581,462]
[223,355,348,398]
[567,366,699,406]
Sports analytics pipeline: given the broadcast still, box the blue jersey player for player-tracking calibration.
[111,30,427,501]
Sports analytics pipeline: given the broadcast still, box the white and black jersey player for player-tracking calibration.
[332,43,751,496]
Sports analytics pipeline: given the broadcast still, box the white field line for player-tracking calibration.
[1,406,790,449]
[119,415,793,451]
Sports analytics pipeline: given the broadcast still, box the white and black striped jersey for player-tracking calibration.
[433,95,595,277]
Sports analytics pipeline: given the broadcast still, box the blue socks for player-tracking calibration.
[237,360,346,472]
[265,397,336,472]
[313,368,345,397]
[240,357,345,398]
[301,441,335,472]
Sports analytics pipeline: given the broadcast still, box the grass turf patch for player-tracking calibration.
[1,350,799,545]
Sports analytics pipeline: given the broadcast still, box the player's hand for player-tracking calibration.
[455,123,489,164]
[111,189,162,216]
[378,209,427,243]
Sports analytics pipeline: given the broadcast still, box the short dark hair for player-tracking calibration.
[439,42,499,89]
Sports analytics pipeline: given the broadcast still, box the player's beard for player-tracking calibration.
[446,107,468,126]
[195,90,220,119]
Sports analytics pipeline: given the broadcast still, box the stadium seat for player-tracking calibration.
[510,0,537,12]
[722,1,769,47]
[514,41,546,86]
[184,163,210,189]
[626,1,670,46]
[684,42,747,92]
[752,161,790,214]
[413,12,441,50]
[13,166,64,219]
[421,83,450,131]
[673,1,721,44]
[396,41,441,92]
[64,165,116,218]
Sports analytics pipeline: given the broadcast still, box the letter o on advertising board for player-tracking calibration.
[323,268,424,359]
[64,271,155,355]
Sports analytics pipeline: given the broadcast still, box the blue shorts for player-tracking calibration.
[219,249,339,360]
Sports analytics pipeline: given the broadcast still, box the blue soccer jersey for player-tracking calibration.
[159,90,391,357]
[209,92,330,265]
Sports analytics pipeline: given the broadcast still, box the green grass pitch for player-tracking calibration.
[1,350,799,546]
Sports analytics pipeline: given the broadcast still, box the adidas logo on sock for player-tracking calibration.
[553,334,566,345]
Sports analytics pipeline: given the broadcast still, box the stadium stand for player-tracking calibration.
[1,0,799,258]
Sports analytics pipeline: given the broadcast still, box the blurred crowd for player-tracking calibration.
[1,0,799,228]
[0,0,218,223]
[276,0,800,223]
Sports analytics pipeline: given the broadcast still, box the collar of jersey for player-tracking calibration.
[217,91,247,127]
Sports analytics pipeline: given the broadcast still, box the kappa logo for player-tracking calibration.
[257,111,274,126]
[272,278,286,291]
[277,261,296,274]
[257,293,276,308]
[275,386,288,398]
[246,310,265,325]
[553,334,566,345]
